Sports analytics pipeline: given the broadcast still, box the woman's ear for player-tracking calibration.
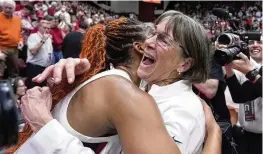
[133,42,144,54]
[177,58,195,73]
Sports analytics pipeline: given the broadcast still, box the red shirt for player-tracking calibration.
[15,4,23,11]
[50,27,63,51]
[72,22,79,31]
[30,26,39,34]
[248,18,253,25]
[48,7,56,16]
[36,10,44,21]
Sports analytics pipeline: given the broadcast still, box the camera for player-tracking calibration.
[214,32,262,66]
[211,8,262,66]
[0,80,19,148]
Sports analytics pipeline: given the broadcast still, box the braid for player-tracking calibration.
[105,17,146,66]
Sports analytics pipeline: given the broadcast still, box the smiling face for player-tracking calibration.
[137,19,186,84]
[249,40,262,63]
[137,10,211,84]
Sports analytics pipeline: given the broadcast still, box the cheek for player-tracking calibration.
[159,48,180,64]
[157,50,179,71]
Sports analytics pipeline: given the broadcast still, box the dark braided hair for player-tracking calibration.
[105,17,146,67]
[8,17,146,153]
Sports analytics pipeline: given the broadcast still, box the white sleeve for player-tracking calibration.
[16,119,95,154]
[27,34,38,51]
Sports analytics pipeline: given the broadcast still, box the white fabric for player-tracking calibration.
[26,32,53,67]
[55,11,71,24]
[235,65,262,133]
[16,120,95,154]
[52,68,130,154]
[148,80,206,154]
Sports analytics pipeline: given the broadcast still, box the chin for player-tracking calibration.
[137,68,148,80]
[138,68,155,82]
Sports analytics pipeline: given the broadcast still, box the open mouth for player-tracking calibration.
[142,54,156,66]
[251,49,261,54]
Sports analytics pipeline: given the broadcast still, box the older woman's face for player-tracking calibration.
[137,20,184,84]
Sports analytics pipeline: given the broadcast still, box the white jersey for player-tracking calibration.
[52,68,131,154]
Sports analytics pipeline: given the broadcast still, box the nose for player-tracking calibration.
[145,35,157,51]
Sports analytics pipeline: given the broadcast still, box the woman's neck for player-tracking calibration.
[146,77,181,92]
[115,65,141,87]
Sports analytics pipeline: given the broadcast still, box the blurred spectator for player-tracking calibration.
[34,0,48,16]
[47,1,56,16]
[14,5,34,45]
[14,5,34,78]
[0,0,23,78]
[71,15,79,31]
[50,17,65,63]
[55,5,71,24]
[31,15,53,34]
[26,21,53,88]
[62,22,88,58]
[0,50,6,79]
[0,0,4,12]
[58,13,72,32]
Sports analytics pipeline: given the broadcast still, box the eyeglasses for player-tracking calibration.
[145,26,190,57]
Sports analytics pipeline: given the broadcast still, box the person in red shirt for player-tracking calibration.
[248,17,253,30]
[50,17,65,63]
[71,15,79,31]
[48,2,56,16]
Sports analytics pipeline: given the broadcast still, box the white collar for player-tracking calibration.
[148,80,192,101]
[37,32,43,38]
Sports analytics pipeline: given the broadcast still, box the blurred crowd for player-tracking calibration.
[170,1,262,40]
[0,0,137,89]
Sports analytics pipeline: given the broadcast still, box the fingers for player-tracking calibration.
[236,52,248,61]
[26,86,41,95]
[41,86,51,95]
[47,77,55,88]
[33,58,89,85]
[33,65,55,83]
[65,58,77,84]
[53,59,67,84]
[75,59,91,75]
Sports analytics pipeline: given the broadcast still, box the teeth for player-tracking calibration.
[252,50,260,53]
[144,53,154,60]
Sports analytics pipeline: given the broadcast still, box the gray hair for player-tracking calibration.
[144,22,155,38]
[3,0,16,8]
[156,10,212,83]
